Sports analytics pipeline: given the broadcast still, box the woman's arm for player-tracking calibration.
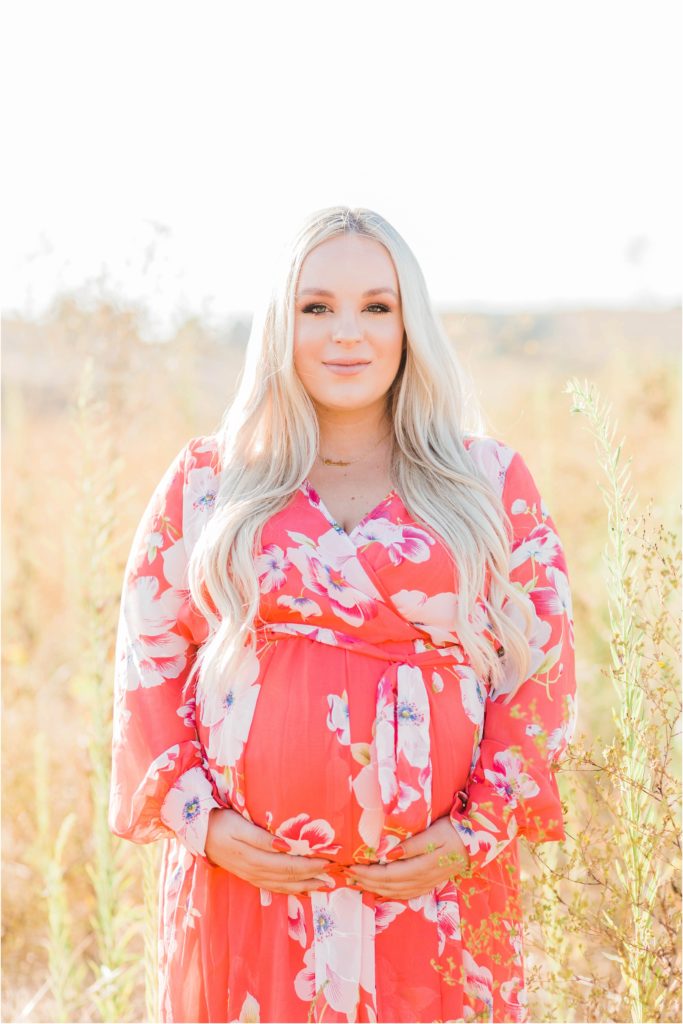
[449,447,578,871]
[108,439,221,860]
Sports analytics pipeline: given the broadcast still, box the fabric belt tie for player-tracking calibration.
[254,623,470,854]
[244,623,474,1019]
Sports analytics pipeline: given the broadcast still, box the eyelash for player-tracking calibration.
[301,303,391,316]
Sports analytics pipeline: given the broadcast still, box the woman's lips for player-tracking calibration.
[323,362,371,375]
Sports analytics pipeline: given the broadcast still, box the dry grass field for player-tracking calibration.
[2,298,680,1022]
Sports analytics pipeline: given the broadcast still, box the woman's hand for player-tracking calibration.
[344,815,471,899]
[205,808,335,895]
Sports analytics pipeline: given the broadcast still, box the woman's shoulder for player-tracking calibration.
[462,431,518,498]
[183,433,222,473]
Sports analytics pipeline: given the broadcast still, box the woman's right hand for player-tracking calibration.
[204,807,336,895]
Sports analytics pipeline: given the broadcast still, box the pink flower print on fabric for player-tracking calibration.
[286,534,383,628]
[255,543,292,593]
[308,887,377,1018]
[373,662,433,836]
[509,521,564,573]
[483,749,541,809]
[271,813,342,857]
[119,576,189,691]
[326,690,351,745]
[159,764,220,858]
[197,645,262,812]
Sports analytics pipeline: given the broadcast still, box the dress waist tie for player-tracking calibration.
[254,623,473,851]
[253,624,475,1017]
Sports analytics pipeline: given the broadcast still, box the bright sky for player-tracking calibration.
[3,0,681,338]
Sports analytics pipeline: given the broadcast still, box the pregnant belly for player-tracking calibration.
[239,637,478,866]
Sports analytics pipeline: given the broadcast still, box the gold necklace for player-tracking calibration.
[318,427,393,467]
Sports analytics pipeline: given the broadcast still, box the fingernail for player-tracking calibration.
[271,836,290,852]
[386,845,405,861]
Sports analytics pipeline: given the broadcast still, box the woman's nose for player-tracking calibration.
[332,315,363,342]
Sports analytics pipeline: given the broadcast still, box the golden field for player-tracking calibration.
[2,298,681,1022]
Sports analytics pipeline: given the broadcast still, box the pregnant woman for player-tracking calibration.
[108,206,576,1023]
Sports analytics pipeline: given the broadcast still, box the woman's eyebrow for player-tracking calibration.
[297,286,399,299]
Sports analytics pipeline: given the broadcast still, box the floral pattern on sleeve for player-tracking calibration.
[108,439,221,860]
[449,448,577,871]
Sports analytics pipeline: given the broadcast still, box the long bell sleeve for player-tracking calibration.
[108,438,221,860]
[450,447,577,872]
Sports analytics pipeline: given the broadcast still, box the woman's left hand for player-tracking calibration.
[344,815,471,899]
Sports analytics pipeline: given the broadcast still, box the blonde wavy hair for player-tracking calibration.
[187,205,533,709]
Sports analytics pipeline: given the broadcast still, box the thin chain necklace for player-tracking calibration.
[317,427,393,467]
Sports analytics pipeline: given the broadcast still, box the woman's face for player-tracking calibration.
[293,233,405,416]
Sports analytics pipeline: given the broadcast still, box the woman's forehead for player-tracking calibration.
[298,234,399,291]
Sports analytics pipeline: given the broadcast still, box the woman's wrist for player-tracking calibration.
[205,806,227,867]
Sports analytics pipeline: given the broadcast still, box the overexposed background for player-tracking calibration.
[3,0,681,339]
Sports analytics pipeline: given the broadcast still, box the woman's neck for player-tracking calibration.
[315,406,393,464]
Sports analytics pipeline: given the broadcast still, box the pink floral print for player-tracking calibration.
[108,432,576,1023]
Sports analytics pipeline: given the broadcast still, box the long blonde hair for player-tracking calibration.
[187,205,533,708]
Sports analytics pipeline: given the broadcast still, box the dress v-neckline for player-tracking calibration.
[300,478,398,540]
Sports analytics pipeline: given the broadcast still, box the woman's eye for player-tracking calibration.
[301,303,390,315]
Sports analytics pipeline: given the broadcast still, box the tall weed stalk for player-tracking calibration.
[141,843,161,1023]
[567,378,681,1021]
[523,378,681,1022]
[70,355,142,1021]
[27,733,88,1022]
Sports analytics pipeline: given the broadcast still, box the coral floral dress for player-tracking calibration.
[108,432,577,1024]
